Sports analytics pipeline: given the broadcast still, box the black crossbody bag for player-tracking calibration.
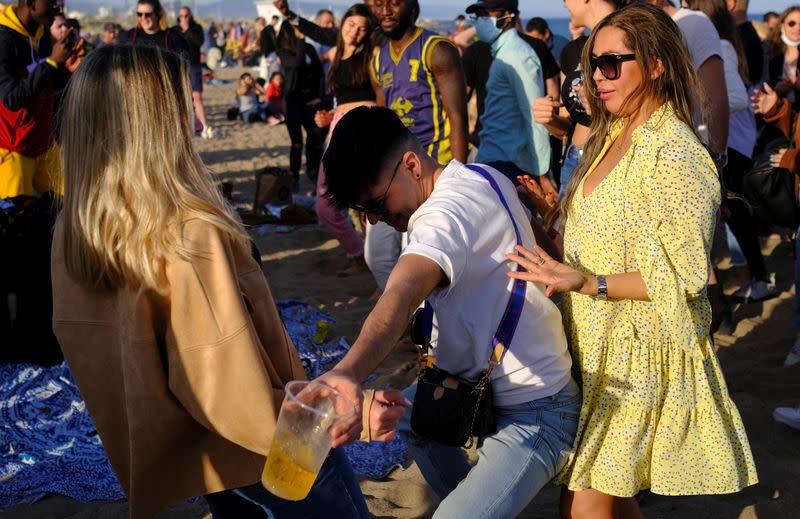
[409,164,528,448]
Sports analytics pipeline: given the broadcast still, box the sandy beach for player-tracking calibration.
[2,64,799,519]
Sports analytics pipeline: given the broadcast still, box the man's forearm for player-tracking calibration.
[334,287,422,382]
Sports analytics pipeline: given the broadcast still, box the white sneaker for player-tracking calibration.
[732,279,778,303]
[201,126,216,139]
[774,406,800,430]
[785,334,800,367]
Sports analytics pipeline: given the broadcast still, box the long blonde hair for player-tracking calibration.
[559,3,702,222]
[58,45,248,293]
[768,5,800,58]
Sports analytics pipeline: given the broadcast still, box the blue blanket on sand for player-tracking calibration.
[0,301,406,508]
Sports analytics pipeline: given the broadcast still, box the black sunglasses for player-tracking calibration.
[350,155,404,214]
[136,11,156,18]
[590,53,636,80]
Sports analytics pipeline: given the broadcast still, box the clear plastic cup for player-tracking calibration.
[261,380,354,501]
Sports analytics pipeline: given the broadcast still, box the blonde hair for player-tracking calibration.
[58,46,248,293]
[559,3,702,222]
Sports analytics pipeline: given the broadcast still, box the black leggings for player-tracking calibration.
[723,148,769,281]
[283,98,325,183]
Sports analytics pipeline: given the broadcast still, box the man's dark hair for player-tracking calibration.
[764,11,779,21]
[322,106,415,209]
[526,17,549,34]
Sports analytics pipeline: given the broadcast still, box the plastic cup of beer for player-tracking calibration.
[261,380,355,501]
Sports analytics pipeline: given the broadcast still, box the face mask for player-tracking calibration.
[782,29,800,48]
[474,16,503,44]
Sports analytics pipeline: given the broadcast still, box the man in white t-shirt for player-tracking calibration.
[315,106,578,518]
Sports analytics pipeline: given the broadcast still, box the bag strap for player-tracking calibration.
[417,165,528,367]
[464,164,527,366]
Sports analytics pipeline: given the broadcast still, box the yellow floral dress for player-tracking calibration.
[556,103,758,496]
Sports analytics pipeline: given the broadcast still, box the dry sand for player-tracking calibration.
[2,65,799,518]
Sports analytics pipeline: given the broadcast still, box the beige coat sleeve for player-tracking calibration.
[163,222,285,456]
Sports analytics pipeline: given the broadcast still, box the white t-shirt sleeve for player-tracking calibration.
[673,8,722,70]
[402,209,468,288]
[720,40,749,114]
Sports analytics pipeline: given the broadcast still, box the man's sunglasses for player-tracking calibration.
[136,11,156,18]
[349,155,404,214]
[590,53,636,80]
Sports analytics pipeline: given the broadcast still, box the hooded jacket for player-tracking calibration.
[0,5,68,157]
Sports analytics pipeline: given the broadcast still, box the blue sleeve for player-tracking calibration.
[508,49,549,175]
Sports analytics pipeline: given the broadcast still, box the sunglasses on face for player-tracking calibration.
[590,53,636,80]
[136,11,155,18]
[787,20,799,28]
[350,155,404,214]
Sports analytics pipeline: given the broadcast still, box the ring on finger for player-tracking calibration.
[538,258,546,266]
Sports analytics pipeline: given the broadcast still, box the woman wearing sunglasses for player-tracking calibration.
[119,0,189,59]
[508,5,757,518]
[767,6,800,109]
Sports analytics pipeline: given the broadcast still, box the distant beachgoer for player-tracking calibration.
[118,0,189,60]
[52,44,405,519]
[684,0,775,305]
[313,3,383,277]
[175,6,214,139]
[237,72,282,124]
[526,16,570,69]
[510,5,758,517]
[467,0,552,186]
[767,6,800,110]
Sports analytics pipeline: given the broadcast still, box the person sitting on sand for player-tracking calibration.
[314,105,579,518]
[52,45,405,519]
[237,72,282,124]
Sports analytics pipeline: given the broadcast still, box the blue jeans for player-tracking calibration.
[203,448,369,518]
[400,378,581,519]
[558,144,582,200]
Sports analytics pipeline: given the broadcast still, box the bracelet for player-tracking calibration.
[593,275,608,301]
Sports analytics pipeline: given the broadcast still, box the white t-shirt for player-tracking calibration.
[672,8,721,70]
[401,160,572,406]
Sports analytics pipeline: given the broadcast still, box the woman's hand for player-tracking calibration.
[573,84,591,117]
[752,82,779,115]
[532,95,561,125]
[315,109,333,128]
[368,389,410,442]
[506,245,590,298]
[771,147,788,168]
[516,175,557,220]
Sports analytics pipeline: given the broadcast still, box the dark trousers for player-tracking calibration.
[204,448,370,518]
[723,148,769,281]
[283,99,325,184]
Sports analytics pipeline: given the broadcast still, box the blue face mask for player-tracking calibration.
[474,16,503,44]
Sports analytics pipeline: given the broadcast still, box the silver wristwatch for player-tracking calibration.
[594,275,608,301]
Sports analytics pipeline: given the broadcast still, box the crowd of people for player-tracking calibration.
[2,0,800,517]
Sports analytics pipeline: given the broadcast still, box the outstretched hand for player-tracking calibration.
[506,245,589,298]
[752,82,778,115]
[314,369,363,448]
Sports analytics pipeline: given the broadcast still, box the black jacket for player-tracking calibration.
[0,6,68,155]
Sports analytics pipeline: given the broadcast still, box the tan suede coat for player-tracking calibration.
[51,218,306,518]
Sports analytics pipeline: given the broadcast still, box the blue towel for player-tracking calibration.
[0,302,407,508]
